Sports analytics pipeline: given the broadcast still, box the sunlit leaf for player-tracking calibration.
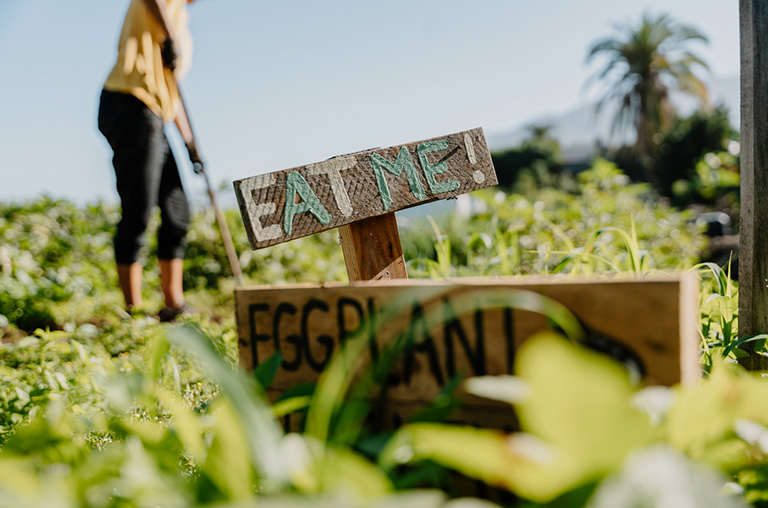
[202,398,254,502]
[666,361,768,468]
[156,387,206,463]
[586,446,746,508]
[463,375,530,405]
[514,333,652,473]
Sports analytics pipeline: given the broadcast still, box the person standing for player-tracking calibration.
[98,0,196,321]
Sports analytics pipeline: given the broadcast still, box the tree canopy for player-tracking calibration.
[586,12,710,185]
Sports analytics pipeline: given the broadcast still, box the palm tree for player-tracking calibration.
[586,12,709,186]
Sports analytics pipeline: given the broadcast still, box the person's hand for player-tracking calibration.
[161,38,178,71]
[186,142,203,168]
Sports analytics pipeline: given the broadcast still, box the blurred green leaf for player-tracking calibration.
[382,334,654,502]
[156,387,206,463]
[201,398,253,502]
[587,446,746,508]
[254,351,283,389]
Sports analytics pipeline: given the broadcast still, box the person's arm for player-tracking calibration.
[174,104,202,165]
[142,0,197,157]
[143,0,200,167]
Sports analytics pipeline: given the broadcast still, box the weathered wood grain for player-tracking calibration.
[740,0,768,369]
[233,128,497,250]
[339,213,408,281]
[235,274,700,418]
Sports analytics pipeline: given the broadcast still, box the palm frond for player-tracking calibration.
[584,12,710,157]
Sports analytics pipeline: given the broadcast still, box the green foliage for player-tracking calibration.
[384,336,755,507]
[0,198,118,332]
[0,156,765,506]
[404,159,706,278]
[0,196,346,333]
[697,261,738,363]
[656,106,738,197]
[672,149,741,223]
[2,280,760,506]
[491,125,563,190]
[185,207,347,290]
[0,307,510,508]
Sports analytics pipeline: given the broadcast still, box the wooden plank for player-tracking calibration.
[235,275,700,416]
[233,128,497,250]
[339,213,408,281]
[740,0,768,369]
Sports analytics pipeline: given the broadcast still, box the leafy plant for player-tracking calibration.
[404,160,707,279]
[382,335,758,507]
[657,106,738,199]
[1,153,763,507]
[0,316,511,508]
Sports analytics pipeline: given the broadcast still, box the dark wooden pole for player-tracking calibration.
[740,0,768,369]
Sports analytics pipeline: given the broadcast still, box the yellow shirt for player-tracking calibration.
[104,0,193,121]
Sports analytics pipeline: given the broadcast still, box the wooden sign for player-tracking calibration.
[235,274,699,429]
[233,128,497,250]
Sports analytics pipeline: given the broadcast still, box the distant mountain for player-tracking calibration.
[486,74,740,160]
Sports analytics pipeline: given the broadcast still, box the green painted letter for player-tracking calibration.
[417,139,459,194]
[283,171,331,236]
[371,146,425,210]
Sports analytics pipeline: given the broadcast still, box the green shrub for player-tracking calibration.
[403,159,707,278]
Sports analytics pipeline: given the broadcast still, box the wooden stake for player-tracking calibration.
[739,0,768,369]
[339,212,408,281]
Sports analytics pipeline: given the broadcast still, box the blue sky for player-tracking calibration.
[0,1,739,206]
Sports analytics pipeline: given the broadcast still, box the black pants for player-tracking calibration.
[98,90,190,264]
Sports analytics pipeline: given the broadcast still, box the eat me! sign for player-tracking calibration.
[234,128,497,250]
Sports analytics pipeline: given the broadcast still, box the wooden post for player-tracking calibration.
[339,213,408,281]
[740,0,768,369]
